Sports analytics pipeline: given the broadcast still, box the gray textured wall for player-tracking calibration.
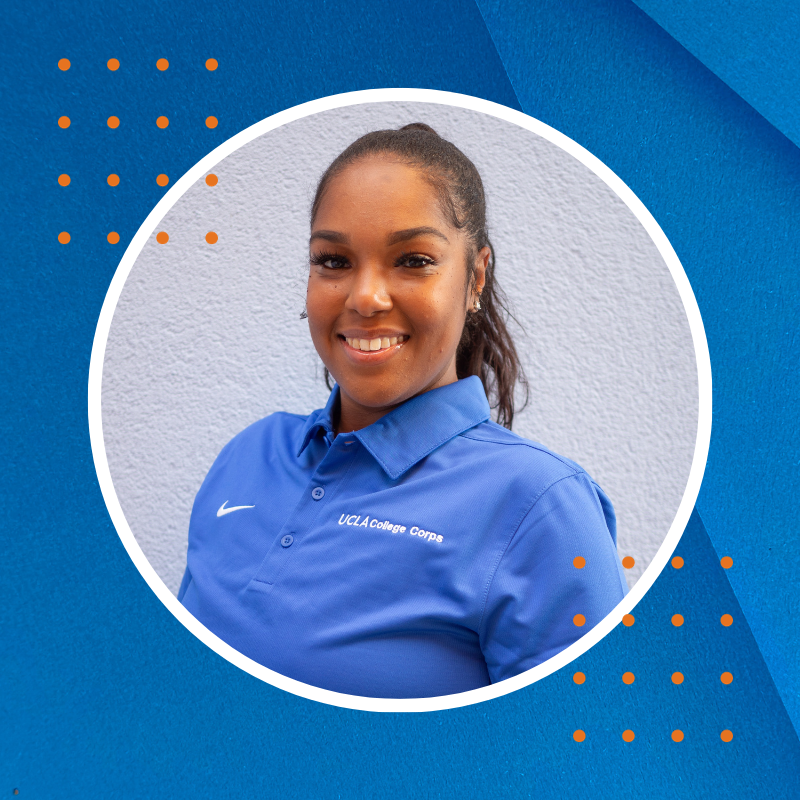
[102,102,698,595]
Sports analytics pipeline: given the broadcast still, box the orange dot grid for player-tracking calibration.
[672,614,684,627]
[156,232,169,244]
[672,556,684,568]
[206,116,218,128]
[622,730,635,742]
[58,174,70,186]
[107,174,120,187]
[622,614,635,626]
[107,116,120,129]
[58,231,70,244]
[205,231,218,244]
[573,730,586,742]
[58,58,70,71]
[721,730,733,742]
[58,116,70,128]
[671,730,684,742]
[721,614,733,627]
[107,232,120,244]
[721,556,733,569]
[108,58,120,71]
[157,58,169,71]
[157,116,169,129]
[721,672,733,684]
[622,556,635,569]
[573,614,586,627]
[206,58,218,70]
[157,174,169,187]
[205,174,218,186]
[622,672,635,684]
[573,672,586,685]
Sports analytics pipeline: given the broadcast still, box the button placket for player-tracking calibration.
[247,439,359,590]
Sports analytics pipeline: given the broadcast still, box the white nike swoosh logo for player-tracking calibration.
[217,501,256,517]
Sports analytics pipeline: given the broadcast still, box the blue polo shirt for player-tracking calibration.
[179,376,627,698]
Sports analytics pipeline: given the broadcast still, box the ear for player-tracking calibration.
[473,245,490,298]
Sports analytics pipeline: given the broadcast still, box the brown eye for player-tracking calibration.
[397,253,434,268]
[311,252,350,270]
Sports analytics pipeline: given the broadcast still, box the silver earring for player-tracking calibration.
[474,297,481,311]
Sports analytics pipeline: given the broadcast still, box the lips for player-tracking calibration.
[343,334,408,352]
[338,333,408,363]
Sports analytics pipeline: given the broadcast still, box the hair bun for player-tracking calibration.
[399,122,439,136]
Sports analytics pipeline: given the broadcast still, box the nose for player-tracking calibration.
[345,263,393,317]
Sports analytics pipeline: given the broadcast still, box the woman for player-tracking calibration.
[178,123,627,699]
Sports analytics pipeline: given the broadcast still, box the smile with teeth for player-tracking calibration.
[343,335,408,352]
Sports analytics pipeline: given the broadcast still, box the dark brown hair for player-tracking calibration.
[309,122,529,429]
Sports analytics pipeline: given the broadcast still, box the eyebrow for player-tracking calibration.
[309,226,450,246]
[387,227,450,245]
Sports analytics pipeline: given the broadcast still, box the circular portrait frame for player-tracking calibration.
[88,88,712,712]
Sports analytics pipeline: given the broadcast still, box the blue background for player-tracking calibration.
[2,0,799,796]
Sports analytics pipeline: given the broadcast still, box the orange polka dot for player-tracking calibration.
[720,730,733,742]
[622,671,635,684]
[622,556,635,569]
[58,116,71,129]
[107,58,120,71]
[156,116,169,129]
[157,58,169,71]
[573,730,586,742]
[671,556,684,569]
[671,730,684,742]
[622,614,635,627]
[107,174,120,187]
[58,174,70,186]
[573,556,585,569]
[107,232,120,244]
[672,614,684,627]
[206,231,219,244]
[671,672,684,684]
[58,58,71,71]
[573,672,586,685]
[58,231,70,244]
[721,556,733,569]
[206,116,218,129]
[721,614,733,627]
[205,174,218,186]
[573,614,586,627]
[206,58,218,70]
[622,730,635,742]
[156,231,169,244]
[107,116,120,129]
[720,672,733,685]
[156,174,169,187]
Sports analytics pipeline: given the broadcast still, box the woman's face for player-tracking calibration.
[307,155,488,430]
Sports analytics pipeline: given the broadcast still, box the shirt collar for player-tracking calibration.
[296,376,491,480]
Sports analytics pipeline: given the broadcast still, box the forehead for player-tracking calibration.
[314,156,451,230]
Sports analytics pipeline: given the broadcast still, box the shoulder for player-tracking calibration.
[205,410,309,470]
[458,419,590,485]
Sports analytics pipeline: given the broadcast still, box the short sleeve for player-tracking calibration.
[478,472,628,683]
[177,565,193,602]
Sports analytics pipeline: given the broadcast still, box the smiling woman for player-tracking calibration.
[175,122,629,700]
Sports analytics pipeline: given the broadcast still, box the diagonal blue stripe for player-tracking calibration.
[629,0,800,150]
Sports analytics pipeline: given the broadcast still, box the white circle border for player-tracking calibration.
[88,88,712,713]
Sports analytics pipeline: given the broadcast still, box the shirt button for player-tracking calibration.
[281,534,294,548]
[311,486,325,500]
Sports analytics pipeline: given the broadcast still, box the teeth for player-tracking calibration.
[344,335,406,351]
